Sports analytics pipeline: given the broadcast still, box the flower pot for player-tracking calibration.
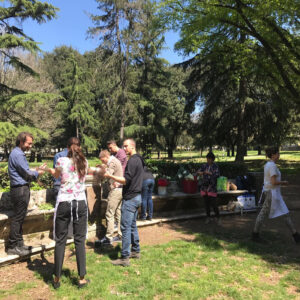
[158,186,167,196]
[167,181,179,194]
[182,179,198,194]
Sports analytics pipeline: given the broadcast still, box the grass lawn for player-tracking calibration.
[1,229,300,299]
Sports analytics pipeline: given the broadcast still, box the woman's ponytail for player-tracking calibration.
[67,144,87,179]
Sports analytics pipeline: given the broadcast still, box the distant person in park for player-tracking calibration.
[252,146,300,243]
[41,143,96,289]
[104,138,144,267]
[96,150,123,246]
[7,132,44,256]
[197,152,221,225]
[107,140,127,174]
[140,166,155,221]
[53,137,81,239]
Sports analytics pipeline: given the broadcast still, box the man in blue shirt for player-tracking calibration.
[53,137,80,239]
[7,132,44,256]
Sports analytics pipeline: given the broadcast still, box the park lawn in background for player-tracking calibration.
[0,158,101,169]
[0,151,300,174]
[2,232,300,299]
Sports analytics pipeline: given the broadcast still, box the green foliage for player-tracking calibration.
[145,159,248,179]
[38,203,54,210]
[0,166,10,192]
[0,0,58,89]
[160,0,300,161]
[0,122,17,149]
[37,172,53,189]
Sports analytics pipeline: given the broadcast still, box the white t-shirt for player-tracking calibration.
[264,161,280,191]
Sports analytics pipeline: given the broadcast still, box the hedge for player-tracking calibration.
[145,159,248,179]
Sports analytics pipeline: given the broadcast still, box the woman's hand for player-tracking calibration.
[203,170,212,175]
[36,163,48,174]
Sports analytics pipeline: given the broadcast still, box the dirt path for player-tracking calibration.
[0,175,299,299]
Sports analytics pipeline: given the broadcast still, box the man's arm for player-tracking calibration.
[104,173,126,185]
[14,155,40,182]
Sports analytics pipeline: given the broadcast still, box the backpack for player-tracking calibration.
[235,175,254,192]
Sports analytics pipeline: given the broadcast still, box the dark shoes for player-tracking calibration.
[129,251,140,259]
[7,246,30,256]
[111,257,130,267]
[95,237,112,248]
[140,216,152,221]
[52,281,60,289]
[78,279,90,289]
[112,235,122,243]
[293,232,300,243]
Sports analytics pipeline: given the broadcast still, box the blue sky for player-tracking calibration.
[20,0,183,64]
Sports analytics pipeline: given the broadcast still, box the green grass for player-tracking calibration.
[0,282,37,298]
[1,150,300,173]
[2,231,300,299]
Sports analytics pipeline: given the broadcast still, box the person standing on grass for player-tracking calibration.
[197,152,221,225]
[104,138,144,267]
[53,137,81,239]
[252,146,300,243]
[140,166,155,221]
[41,143,96,289]
[107,140,127,174]
[96,150,123,246]
[7,132,44,256]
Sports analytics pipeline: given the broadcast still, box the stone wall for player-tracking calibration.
[0,189,56,211]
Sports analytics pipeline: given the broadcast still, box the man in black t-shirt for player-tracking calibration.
[104,138,144,266]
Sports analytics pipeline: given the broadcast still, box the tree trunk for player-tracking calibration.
[4,145,9,159]
[227,148,230,157]
[120,106,125,141]
[167,148,173,159]
[235,33,248,162]
[29,151,36,162]
[157,151,160,159]
[37,153,42,162]
[76,125,79,139]
[258,146,262,155]
[231,145,235,157]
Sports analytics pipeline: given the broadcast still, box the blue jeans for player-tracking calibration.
[141,179,154,219]
[121,194,142,258]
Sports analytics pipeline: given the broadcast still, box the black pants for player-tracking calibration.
[204,195,220,218]
[8,185,30,249]
[53,185,73,238]
[54,200,87,278]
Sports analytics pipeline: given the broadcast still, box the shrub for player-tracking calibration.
[0,166,10,192]
[145,160,248,179]
[36,172,53,189]
[0,167,54,191]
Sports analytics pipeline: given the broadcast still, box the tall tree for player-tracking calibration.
[43,47,99,150]
[0,0,57,96]
[161,0,300,161]
[162,0,300,103]
[88,0,141,140]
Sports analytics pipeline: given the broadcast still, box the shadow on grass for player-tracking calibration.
[86,240,121,260]
[26,255,77,286]
[166,215,300,267]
